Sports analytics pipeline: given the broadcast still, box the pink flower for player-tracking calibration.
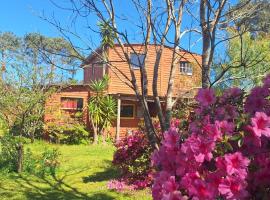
[218,176,249,200]
[196,88,216,107]
[242,125,261,153]
[244,87,269,114]
[187,178,216,200]
[152,171,171,200]
[215,157,228,176]
[224,152,250,179]
[251,112,270,137]
[181,133,215,163]
[175,153,200,176]
[216,120,234,136]
[203,123,222,141]
[163,129,180,150]
[107,180,126,191]
[180,172,200,189]
[161,191,186,200]
[163,176,179,193]
[206,171,223,196]
[220,88,243,103]
[171,118,181,128]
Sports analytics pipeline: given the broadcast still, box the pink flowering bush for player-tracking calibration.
[111,119,182,190]
[112,131,153,189]
[152,74,270,199]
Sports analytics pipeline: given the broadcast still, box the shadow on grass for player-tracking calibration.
[82,166,119,183]
[0,170,116,200]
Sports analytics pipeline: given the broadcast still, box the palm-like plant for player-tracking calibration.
[88,75,116,143]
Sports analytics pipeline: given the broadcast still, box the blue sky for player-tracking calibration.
[0,0,203,80]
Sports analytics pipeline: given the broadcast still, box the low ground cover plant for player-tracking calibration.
[151,74,270,199]
[0,135,60,176]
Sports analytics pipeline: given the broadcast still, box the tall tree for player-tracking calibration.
[0,32,20,81]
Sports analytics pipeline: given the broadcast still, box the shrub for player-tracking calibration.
[46,123,89,144]
[0,135,60,176]
[0,135,21,172]
[36,148,61,177]
[151,74,270,199]
[112,131,153,189]
[111,119,182,190]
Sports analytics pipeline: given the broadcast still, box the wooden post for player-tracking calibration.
[16,143,24,173]
[116,96,121,141]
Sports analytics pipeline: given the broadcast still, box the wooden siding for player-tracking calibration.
[44,86,91,130]
[105,45,202,97]
[83,57,105,84]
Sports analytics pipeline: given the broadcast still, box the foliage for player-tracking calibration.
[0,142,151,200]
[46,123,89,145]
[0,31,82,143]
[235,0,270,34]
[0,135,22,172]
[223,30,270,89]
[23,147,61,177]
[0,117,8,136]
[111,119,182,191]
[88,75,117,143]
[112,131,153,189]
[36,148,61,177]
[0,134,60,176]
[151,74,270,199]
[98,21,116,48]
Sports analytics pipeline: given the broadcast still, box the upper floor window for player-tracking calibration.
[180,61,193,75]
[130,53,145,69]
[61,97,84,110]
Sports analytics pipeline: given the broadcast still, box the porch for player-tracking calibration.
[110,94,161,139]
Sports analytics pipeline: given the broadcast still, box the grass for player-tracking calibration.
[0,141,152,200]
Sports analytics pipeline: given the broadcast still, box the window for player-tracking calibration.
[180,61,193,75]
[130,53,146,69]
[121,104,135,118]
[61,97,83,110]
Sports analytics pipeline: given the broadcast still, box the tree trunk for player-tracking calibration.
[200,0,211,88]
[93,126,98,144]
[140,97,160,150]
[153,51,166,133]
[16,143,24,173]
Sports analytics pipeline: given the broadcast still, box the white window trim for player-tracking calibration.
[180,61,193,76]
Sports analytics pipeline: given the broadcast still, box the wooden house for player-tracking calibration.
[44,44,202,139]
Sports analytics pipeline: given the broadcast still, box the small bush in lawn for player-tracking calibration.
[36,148,61,177]
[0,134,20,172]
[0,135,60,176]
[46,123,89,145]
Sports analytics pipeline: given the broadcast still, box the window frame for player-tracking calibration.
[60,97,84,111]
[120,104,136,119]
[179,61,193,76]
[130,53,146,70]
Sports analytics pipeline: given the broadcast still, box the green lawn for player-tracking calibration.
[0,142,152,200]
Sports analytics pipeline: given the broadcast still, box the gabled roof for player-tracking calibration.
[81,43,201,67]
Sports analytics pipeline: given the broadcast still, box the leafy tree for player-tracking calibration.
[225,31,270,89]
[0,32,20,81]
[236,0,270,35]
[88,75,117,144]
